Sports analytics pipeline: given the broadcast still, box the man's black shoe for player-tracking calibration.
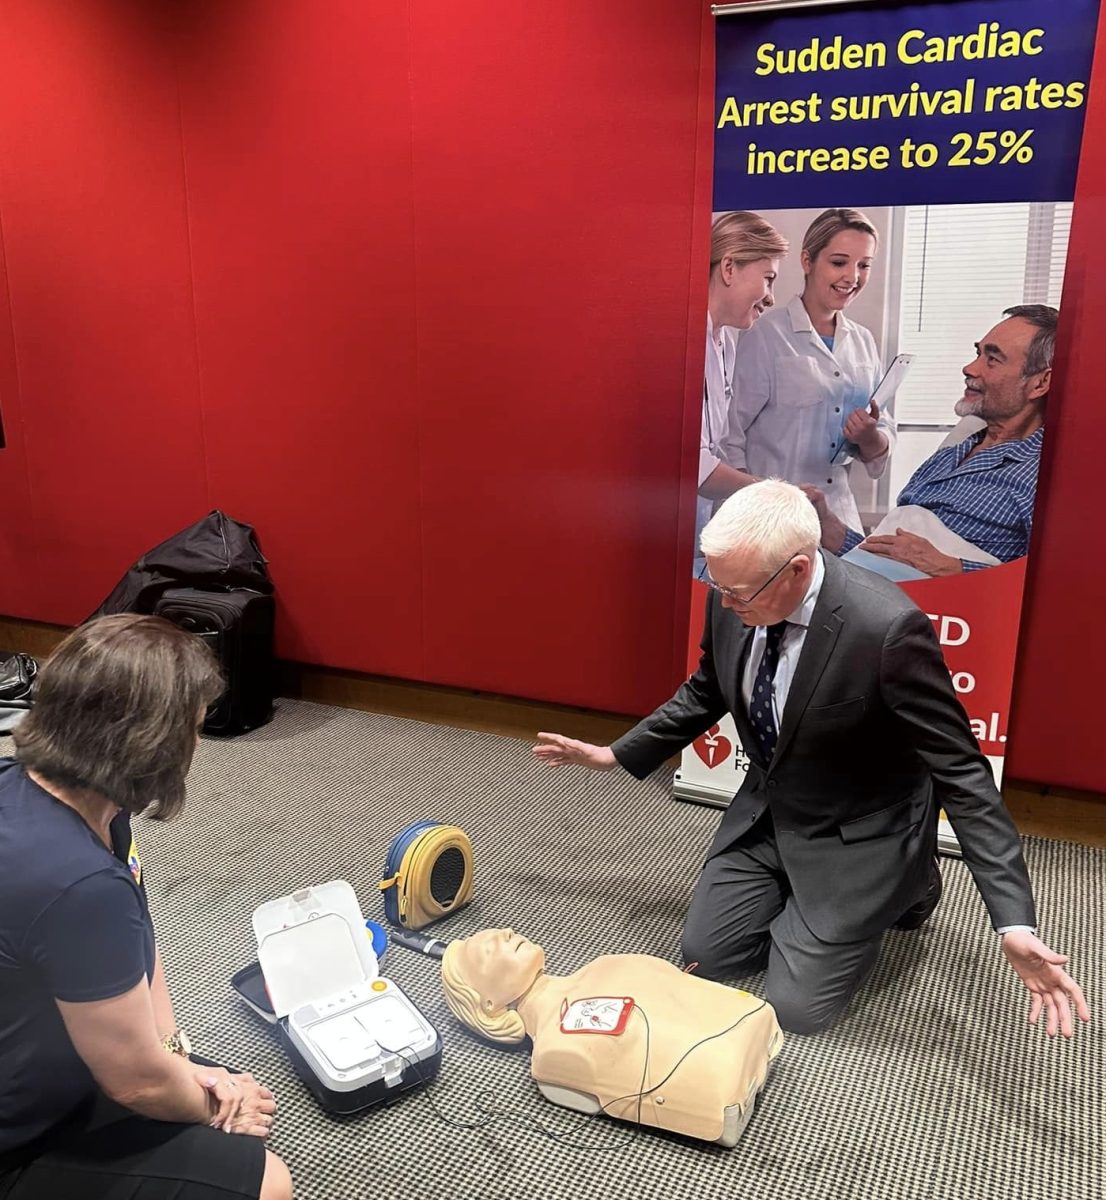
[894,856,943,931]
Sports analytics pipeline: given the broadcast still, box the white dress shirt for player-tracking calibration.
[722,295,895,530]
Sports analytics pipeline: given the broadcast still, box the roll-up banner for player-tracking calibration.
[676,0,1099,853]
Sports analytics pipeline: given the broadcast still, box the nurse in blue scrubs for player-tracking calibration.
[722,208,895,530]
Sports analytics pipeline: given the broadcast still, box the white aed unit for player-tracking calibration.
[252,880,441,1114]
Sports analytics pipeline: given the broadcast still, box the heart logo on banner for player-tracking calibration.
[693,724,731,769]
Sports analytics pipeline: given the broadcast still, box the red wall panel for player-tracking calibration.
[0,1,208,621]
[1006,12,1106,790]
[0,0,712,715]
[172,2,423,677]
[0,193,36,605]
[408,2,708,708]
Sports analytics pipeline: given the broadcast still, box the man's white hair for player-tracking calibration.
[700,479,820,565]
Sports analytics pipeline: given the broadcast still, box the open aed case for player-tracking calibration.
[252,880,441,1114]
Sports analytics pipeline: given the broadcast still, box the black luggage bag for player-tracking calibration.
[153,587,275,735]
[0,652,38,709]
[90,510,273,620]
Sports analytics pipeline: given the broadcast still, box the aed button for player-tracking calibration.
[372,981,388,992]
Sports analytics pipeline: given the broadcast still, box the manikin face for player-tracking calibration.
[703,547,813,628]
[718,256,780,329]
[955,316,1050,421]
[458,928,545,1010]
[801,230,875,315]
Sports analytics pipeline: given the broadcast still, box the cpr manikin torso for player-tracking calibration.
[441,929,783,1146]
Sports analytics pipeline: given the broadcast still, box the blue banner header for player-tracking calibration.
[714,0,1100,208]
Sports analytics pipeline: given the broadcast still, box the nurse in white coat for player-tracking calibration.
[722,209,895,530]
[696,212,789,571]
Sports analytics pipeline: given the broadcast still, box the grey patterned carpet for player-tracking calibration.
[136,700,1102,1200]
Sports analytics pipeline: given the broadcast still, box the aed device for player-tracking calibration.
[252,881,442,1114]
[379,822,473,930]
[231,922,389,1023]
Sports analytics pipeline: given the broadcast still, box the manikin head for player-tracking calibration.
[441,928,546,1045]
[699,480,821,628]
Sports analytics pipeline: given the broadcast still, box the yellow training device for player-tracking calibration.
[379,822,474,930]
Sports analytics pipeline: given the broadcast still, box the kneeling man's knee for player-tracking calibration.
[681,927,768,980]
[766,987,845,1036]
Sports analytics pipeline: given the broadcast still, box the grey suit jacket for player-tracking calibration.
[612,552,1035,943]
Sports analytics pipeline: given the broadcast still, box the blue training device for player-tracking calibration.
[364,919,389,962]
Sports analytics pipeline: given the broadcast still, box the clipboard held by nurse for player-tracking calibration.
[832,353,913,464]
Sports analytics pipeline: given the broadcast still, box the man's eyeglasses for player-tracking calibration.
[697,555,796,606]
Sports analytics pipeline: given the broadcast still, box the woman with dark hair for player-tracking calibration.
[0,615,292,1200]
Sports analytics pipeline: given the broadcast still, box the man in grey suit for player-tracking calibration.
[534,480,1088,1036]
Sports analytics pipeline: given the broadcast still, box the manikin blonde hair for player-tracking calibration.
[441,942,527,1045]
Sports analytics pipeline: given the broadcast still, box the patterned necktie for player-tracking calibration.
[748,621,788,761]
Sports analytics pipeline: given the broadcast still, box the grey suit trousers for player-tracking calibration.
[681,812,888,1035]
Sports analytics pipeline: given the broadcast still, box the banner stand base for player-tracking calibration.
[674,771,966,859]
[673,770,735,810]
[937,816,963,860]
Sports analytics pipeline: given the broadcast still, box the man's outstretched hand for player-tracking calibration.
[1001,929,1091,1038]
[533,733,617,772]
